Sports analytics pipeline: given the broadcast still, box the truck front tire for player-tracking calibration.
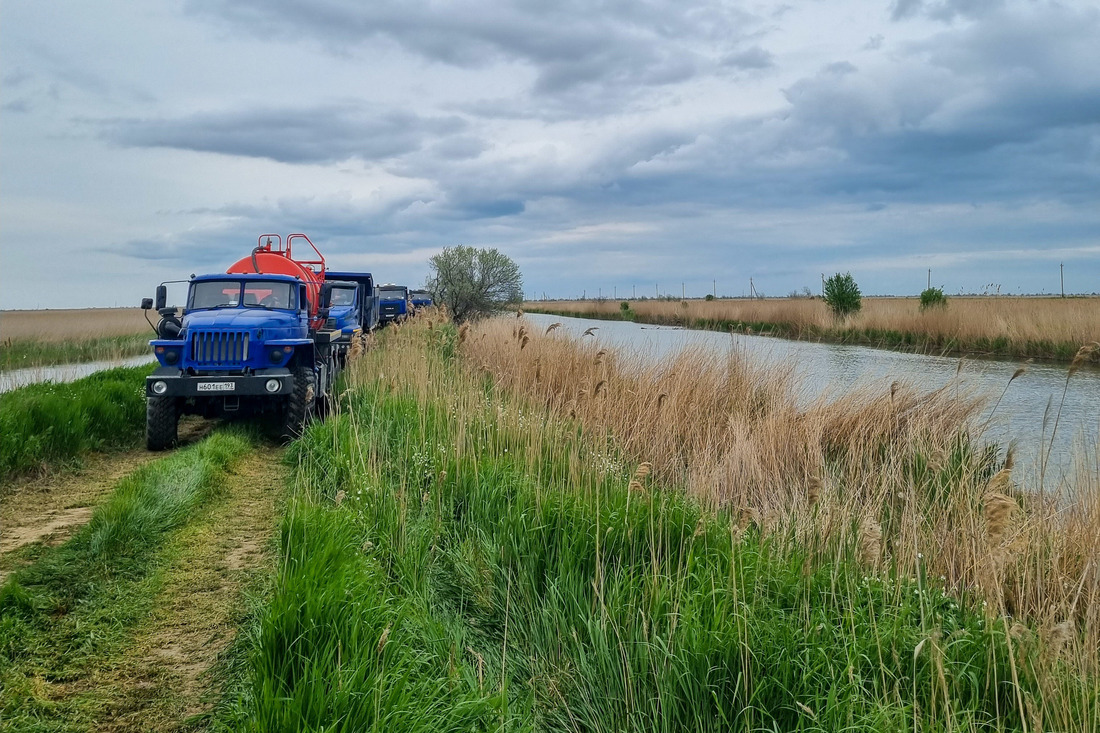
[146,396,179,451]
[279,366,315,441]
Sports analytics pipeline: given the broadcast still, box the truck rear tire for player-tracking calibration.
[147,396,179,451]
[279,366,315,441]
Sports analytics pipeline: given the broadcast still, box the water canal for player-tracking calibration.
[525,312,1099,485]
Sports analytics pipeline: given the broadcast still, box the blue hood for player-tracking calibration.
[184,308,300,334]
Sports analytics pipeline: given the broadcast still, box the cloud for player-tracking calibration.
[891,0,1005,22]
[186,0,764,108]
[102,105,467,164]
[720,46,776,70]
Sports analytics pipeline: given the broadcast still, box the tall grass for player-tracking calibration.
[0,364,152,482]
[0,333,151,372]
[1,307,152,370]
[222,317,1097,730]
[0,430,254,730]
[465,317,1100,721]
[527,297,1100,362]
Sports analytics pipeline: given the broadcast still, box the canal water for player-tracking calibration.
[0,355,155,394]
[525,313,1099,484]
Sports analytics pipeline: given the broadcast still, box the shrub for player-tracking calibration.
[920,287,948,311]
[823,272,862,318]
[705,294,715,301]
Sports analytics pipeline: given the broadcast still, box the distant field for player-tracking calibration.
[0,308,151,371]
[0,308,149,342]
[526,296,1100,362]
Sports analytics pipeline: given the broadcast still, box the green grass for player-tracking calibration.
[216,332,1072,731]
[0,333,151,372]
[0,364,152,481]
[0,429,254,731]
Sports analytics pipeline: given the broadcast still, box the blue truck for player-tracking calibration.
[410,289,434,312]
[324,270,380,333]
[377,284,411,325]
[140,234,356,449]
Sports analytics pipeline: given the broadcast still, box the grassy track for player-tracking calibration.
[0,364,152,482]
[0,429,255,732]
[216,320,1095,731]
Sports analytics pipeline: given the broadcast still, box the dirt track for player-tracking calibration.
[0,425,285,731]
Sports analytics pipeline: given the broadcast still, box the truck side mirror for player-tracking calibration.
[319,282,334,308]
[155,285,167,310]
[141,297,154,310]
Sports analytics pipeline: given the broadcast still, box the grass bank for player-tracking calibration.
[0,334,151,372]
[525,296,1100,363]
[217,318,1097,731]
[0,429,254,731]
[0,364,152,482]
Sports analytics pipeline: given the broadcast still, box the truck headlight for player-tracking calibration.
[163,349,179,365]
[270,349,284,363]
[265,379,281,393]
[152,380,168,395]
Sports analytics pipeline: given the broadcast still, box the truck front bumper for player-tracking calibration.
[146,367,293,397]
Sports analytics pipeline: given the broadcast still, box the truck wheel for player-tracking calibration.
[279,366,315,441]
[146,396,179,451]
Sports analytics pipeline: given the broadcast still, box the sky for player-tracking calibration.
[2,0,1098,309]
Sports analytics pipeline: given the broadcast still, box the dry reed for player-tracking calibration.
[457,315,1100,705]
[530,297,1100,361]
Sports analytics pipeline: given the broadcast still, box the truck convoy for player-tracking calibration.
[141,234,383,450]
[377,284,411,324]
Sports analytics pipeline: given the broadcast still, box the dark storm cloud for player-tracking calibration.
[187,0,763,104]
[103,106,467,164]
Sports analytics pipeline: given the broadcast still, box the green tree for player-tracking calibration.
[823,272,862,318]
[919,286,948,311]
[425,246,523,322]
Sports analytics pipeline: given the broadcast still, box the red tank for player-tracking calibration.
[226,234,327,324]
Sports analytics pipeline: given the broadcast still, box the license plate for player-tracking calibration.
[197,381,235,392]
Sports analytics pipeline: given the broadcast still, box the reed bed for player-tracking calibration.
[528,297,1100,361]
[1,308,151,371]
[225,314,1098,730]
[462,316,1100,722]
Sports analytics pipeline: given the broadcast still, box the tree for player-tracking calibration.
[823,272,862,318]
[919,286,948,311]
[425,245,523,322]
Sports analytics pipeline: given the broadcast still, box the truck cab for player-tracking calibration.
[378,284,410,324]
[410,289,434,312]
[324,271,380,332]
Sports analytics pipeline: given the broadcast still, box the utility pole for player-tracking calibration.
[655,282,658,297]
[583,289,586,300]
[1061,263,1065,298]
[821,273,825,298]
[713,279,716,298]
[682,282,685,299]
[927,269,931,290]
[614,286,616,299]
[598,287,601,299]
[633,284,636,299]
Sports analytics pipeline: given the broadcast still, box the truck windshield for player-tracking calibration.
[330,287,356,306]
[190,280,296,310]
[379,288,406,299]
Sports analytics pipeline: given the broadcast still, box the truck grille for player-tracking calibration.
[190,331,250,366]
